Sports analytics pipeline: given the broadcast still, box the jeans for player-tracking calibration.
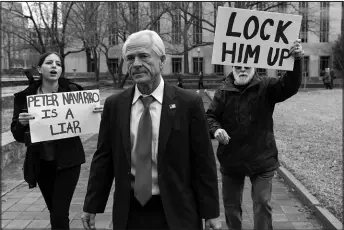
[221,170,275,230]
[37,160,81,230]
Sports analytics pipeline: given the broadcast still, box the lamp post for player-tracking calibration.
[197,47,200,74]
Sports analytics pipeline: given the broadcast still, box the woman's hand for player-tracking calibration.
[18,112,35,126]
[93,105,103,113]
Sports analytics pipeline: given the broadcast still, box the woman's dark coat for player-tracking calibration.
[11,78,86,188]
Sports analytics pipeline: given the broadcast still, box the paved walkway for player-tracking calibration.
[1,89,324,229]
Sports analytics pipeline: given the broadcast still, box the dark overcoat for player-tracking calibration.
[206,60,302,176]
[83,82,220,229]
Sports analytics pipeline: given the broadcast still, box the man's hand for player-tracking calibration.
[214,129,230,145]
[81,212,96,230]
[289,39,304,59]
[205,218,222,230]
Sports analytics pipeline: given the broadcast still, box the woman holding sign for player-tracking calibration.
[11,52,100,230]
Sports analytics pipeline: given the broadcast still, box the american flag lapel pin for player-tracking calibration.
[169,104,176,109]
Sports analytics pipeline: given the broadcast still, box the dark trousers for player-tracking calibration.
[198,82,204,89]
[221,170,274,230]
[37,160,81,230]
[325,83,333,89]
[127,191,169,230]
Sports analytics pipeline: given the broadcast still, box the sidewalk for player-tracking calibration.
[1,89,324,229]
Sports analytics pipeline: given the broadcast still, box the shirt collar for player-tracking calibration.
[132,76,164,105]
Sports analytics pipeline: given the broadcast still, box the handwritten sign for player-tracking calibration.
[27,90,101,143]
[212,7,302,70]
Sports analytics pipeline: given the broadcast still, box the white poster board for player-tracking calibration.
[212,7,302,70]
[27,90,101,143]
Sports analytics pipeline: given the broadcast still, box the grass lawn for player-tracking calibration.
[273,89,342,223]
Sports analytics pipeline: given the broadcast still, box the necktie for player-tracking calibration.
[134,95,154,205]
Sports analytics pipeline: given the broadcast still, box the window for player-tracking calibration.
[129,2,139,32]
[87,2,99,45]
[320,2,329,42]
[235,1,246,8]
[193,2,202,44]
[30,31,38,43]
[213,2,223,26]
[214,65,224,75]
[108,2,118,46]
[277,70,286,77]
[299,2,308,43]
[256,68,267,75]
[278,2,287,13]
[108,58,118,74]
[89,58,96,72]
[171,10,181,44]
[257,2,266,11]
[193,57,203,74]
[319,56,330,76]
[342,2,344,34]
[151,2,160,33]
[302,56,309,78]
[90,32,98,46]
[109,27,118,46]
[172,58,182,73]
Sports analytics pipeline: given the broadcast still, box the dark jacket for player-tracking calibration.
[206,60,302,176]
[11,78,86,188]
[83,82,219,229]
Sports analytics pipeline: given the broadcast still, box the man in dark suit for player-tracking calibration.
[81,30,221,230]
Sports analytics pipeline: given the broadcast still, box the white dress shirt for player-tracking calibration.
[130,76,164,195]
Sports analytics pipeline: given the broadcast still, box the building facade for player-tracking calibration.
[1,2,29,69]
[63,2,343,79]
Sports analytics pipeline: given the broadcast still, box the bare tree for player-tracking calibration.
[96,2,171,88]
[2,29,14,68]
[67,2,105,81]
[1,2,86,64]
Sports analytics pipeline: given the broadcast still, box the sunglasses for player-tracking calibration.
[234,66,251,70]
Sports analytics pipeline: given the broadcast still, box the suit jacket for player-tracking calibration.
[83,82,220,229]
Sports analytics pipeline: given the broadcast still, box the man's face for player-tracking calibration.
[232,66,255,85]
[124,35,162,85]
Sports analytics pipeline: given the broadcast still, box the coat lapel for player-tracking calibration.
[119,85,135,165]
[157,83,176,171]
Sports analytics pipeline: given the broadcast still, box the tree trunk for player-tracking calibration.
[85,48,91,72]
[104,51,120,88]
[51,2,58,52]
[183,11,189,73]
[118,57,126,88]
[60,46,66,74]
[93,48,99,82]
[7,51,12,68]
[120,72,129,88]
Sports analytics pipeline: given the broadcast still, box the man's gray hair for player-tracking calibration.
[122,30,165,58]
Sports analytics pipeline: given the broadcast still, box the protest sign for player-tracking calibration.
[27,89,101,143]
[212,7,302,70]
